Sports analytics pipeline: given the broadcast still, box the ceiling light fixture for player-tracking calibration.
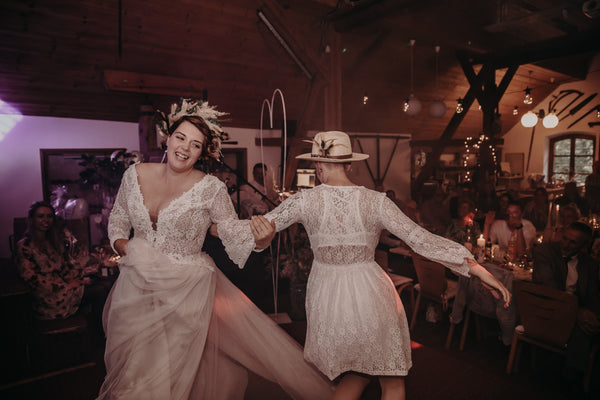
[513,106,519,116]
[520,109,559,129]
[542,110,559,128]
[404,39,421,116]
[456,98,464,114]
[428,45,446,118]
[523,71,533,105]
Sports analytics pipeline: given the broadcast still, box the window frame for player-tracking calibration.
[548,133,596,184]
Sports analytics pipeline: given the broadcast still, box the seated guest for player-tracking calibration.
[419,186,451,235]
[494,192,513,221]
[532,222,600,385]
[448,182,475,219]
[486,201,536,261]
[556,181,590,218]
[523,187,549,231]
[386,189,420,224]
[15,201,86,320]
[585,160,600,215]
[445,198,482,249]
[543,203,581,244]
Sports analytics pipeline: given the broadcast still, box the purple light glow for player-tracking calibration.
[0,99,23,141]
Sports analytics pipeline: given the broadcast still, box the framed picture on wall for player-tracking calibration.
[505,153,524,177]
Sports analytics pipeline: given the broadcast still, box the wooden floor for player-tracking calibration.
[2,287,598,400]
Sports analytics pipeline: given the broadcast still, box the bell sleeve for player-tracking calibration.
[108,167,134,253]
[380,195,473,277]
[212,181,256,268]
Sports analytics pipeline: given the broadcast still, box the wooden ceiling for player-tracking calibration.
[1,0,599,142]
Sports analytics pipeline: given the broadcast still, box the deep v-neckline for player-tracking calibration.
[132,166,206,231]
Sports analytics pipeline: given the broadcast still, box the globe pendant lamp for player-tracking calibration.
[542,111,559,128]
[521,110,538,128]
[428,45,447,118]
[404,39,421,116]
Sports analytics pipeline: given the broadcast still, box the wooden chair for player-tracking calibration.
[506,280,578,374]
[410,253,458,331]
[375,249,414,310]
[27,311,95,374]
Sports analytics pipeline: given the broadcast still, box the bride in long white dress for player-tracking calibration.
[97,99,332,399]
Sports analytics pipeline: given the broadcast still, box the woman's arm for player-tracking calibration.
[380,195,511,306]
[107,167,134,256]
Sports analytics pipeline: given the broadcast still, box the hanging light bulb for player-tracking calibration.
[523,71,533,105]
[404,39,421,116]
[523,88,533,105]
[521,110,538,127]
[542,110,559,128]
[456,98,464,114]
[513,106,519,116]
[428,45,447,118]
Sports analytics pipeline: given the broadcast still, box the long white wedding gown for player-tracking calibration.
[97,165,333,399]
[264,184,474,380]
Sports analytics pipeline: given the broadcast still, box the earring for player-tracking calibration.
[161,148,167,163]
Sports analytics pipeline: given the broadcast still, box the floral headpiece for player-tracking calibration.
[155,98,228,160]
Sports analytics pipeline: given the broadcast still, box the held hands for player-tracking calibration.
[250,216,276,250]
[466,259,512,308]
[114,239,130,257]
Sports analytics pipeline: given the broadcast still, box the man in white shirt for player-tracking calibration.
[488,201,536,260]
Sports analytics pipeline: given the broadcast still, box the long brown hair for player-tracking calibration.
[26,201,63,253]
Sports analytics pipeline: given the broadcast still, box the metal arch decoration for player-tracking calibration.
[258,88,290,323]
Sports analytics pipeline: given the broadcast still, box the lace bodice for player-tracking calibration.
[266,184,473,275]
[108,165,254,266]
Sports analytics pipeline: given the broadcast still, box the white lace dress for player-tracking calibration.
[98,165,332,400]
[265,184,473,380]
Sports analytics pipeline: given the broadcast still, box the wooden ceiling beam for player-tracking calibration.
[103,70,206,97]
[461,29,600,70]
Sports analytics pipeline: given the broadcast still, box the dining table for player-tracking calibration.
[449,261,532,345]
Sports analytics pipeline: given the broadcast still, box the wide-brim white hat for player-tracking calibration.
[296,131,369,163]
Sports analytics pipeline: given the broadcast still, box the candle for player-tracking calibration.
[477,234,485,248]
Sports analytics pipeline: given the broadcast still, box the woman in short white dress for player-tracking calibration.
[258,131,511,400]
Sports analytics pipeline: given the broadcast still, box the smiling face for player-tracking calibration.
[166,120,206,171]
[31,206,54,233]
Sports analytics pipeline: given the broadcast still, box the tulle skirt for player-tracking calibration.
[98,238,332,399]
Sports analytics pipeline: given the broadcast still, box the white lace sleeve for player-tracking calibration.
[213,181,255,268]
[264,191,303,232]
[380,195,472,276]
[108,167,133,253]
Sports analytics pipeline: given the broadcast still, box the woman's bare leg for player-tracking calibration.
[332,373,370,400]
[379,376,406,400]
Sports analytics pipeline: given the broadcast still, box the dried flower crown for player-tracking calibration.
[155,98,228,160]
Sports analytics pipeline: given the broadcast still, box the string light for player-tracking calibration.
[456,98,464,114]
[461,134,498,182]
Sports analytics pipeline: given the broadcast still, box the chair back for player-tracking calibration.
[514,280,578,348]
[412,253,448,298]
[9,217,28,257]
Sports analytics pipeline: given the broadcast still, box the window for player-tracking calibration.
[549,134,596,185]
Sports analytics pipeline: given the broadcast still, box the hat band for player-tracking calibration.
[311,153,352,160]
